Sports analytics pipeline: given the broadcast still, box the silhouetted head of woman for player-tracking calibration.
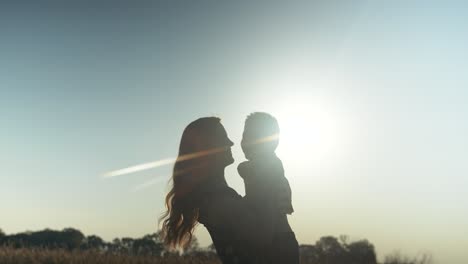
[160,117,234,249]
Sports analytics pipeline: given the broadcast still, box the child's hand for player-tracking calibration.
[237,161,250,179]
[277,178,294,215]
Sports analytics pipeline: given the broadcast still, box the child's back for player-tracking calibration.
[238,153,294,221]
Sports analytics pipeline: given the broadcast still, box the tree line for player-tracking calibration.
[0,228,195,257]
[0,228,431,264]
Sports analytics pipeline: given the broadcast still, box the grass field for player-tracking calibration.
[0,246,432,264]
[0,247,221,264]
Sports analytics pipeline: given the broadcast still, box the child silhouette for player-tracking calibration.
[238,112,299,264]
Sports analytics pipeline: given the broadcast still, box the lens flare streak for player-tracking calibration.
[102,147,229,178]
[131,176,166,192]
[102,158,176,178]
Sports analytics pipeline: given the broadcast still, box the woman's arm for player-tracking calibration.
[199,187,275,248]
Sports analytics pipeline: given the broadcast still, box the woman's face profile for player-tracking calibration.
[212,123,234,167]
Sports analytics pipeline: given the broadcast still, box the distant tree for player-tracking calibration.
[300,244,320,264]
[203,243,219,257]
[299,235,377,264]
[183,235,199,255]
[207,243,216,253]
[60,228,85,250]
[132,233,164,256]
[1,228,84,250]
[339,234,350,246]
[315,236,348,264]
[108,238,123,253]
[81,235,106,251]
[120,237,135,254]
[384,251,433,264]
[0,229,5,245]
[347,240,377,264]
[31,228,58,248]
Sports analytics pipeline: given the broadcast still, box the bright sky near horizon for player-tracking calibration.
[1,1,467,263]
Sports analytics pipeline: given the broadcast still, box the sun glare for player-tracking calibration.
[272,102,340,164]
[248,60,344,166]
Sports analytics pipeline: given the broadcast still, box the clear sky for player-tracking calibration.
[1,1,467,263]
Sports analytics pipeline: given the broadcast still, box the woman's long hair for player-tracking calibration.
[159,117,222,249]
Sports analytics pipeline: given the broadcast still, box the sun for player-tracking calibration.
[271,102,340,165]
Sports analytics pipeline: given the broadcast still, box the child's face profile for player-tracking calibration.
[241,128,255,160]
[241,126,278,160]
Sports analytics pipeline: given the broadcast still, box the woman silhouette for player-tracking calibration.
[160,117,272,264]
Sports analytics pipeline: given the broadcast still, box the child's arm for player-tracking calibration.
[277,177,294,215]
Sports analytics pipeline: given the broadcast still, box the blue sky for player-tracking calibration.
[1,1,468,263]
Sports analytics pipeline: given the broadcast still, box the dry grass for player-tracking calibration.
[0,247,221,264]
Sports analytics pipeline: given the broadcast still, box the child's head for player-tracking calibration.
[241,112,280,160]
